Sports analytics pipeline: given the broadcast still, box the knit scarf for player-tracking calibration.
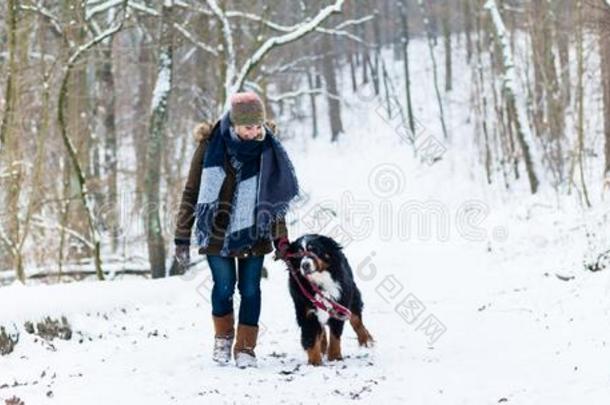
[195,112,299,256]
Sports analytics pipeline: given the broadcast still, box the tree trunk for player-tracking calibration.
[372,9,382,94]
[443,0,453,92]
[0,0,17,154]
[0,0,24,281]
[601,3,610,179]
[419,0,448,139]
[530,0,565,184]
[99,39,119,252]
[485,0,540,194]
[64,0,92,261]
[556,0,571,104]
[574,0,590,206]
[146,2,174,278]
[463,0,473,62]
[349,46,358,93]
[134,29,154,211]
[307,65,319,139]
[321,35,344,142]
[398,0,415,135]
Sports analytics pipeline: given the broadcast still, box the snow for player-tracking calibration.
[2,34,610,405]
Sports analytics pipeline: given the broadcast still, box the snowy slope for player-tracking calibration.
[2,38,610,405]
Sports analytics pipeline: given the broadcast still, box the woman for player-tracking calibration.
[173,92,299,368]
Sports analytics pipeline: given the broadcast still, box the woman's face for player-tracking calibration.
[234,124,263,141]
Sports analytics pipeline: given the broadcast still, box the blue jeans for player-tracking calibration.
[206,255,264,326]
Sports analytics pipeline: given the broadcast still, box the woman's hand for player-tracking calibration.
[175,244,190,268]
[272,236,290,261]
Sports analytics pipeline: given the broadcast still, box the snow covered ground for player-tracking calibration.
[2,39,610,404]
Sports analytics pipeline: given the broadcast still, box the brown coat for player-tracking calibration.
[174,121,288,258]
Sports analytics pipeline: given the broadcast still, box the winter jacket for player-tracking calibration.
[174,120,288,258]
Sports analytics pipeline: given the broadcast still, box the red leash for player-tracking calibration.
[282,252,352,322]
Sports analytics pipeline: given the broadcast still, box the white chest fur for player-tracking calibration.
[307,271,342,325]
[307,271,342,300]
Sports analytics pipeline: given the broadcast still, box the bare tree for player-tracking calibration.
[207,0,346,109]
[419,0,448,139]
[571,0,590,206]
[485,0,540,194]
[57,2,128,280]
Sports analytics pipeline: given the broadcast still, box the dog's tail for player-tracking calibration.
[349,288,374,347]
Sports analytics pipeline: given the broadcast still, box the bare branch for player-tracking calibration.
[206,0,237,100]
[66,16,125,65]
[31,216,94,249]
[225,10,299,31]
[126,1,159,16]
[86,0,123,19]
[225,9,372,46]
[267,88,324,103]
[334,15,374,30]
[173,23,218,56]
[0,225,18,259]
[174,0,212,15]
[260,54,325,76]
[315,26,369,46]
[86,0,159,20]
[230,0,346,102]
[19,3,63,38]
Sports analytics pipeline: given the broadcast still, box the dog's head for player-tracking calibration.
[286,234,343,277]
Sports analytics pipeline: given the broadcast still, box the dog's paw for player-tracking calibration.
[307,358,323,367]
[327,353,343,362]
[358,334,375,348]
[360,340,374,348]
[307,349,323,366]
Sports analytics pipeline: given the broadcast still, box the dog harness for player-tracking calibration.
[282,251,352,322]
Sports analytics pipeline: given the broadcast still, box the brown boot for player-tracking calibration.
[233,324,258,368]
[212,313,234,364]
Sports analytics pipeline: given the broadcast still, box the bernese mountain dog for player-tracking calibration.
[284,234,374,365]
